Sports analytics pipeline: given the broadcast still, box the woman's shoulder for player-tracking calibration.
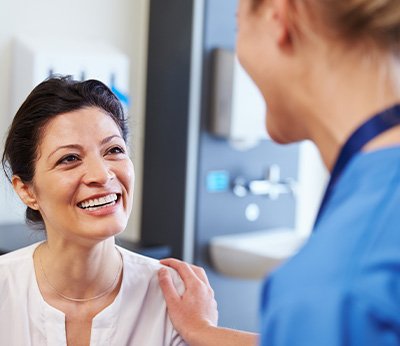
[0,242,39,294]
[114,247,186,345]
[0,242,40,266]
[117,245,159,263]
[117,246,185,294]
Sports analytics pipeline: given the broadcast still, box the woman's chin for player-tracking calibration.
[80,222,127,242]
[267,127,291,144]
[266,121,303,145]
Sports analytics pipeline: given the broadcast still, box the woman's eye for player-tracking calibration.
[58,154,80,165]
[108,146,125,155]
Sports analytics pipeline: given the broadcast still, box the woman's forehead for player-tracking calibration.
[39,109,123,150]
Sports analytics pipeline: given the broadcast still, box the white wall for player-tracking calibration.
[0,0,149,241]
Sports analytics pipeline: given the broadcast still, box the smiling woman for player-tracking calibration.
[0,77,186,346]
[19,107,134,243]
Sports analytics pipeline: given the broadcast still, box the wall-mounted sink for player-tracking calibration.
[209,228,307,280]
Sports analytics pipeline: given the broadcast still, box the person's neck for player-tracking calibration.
[311,100,400,172]
[38,237,121,300]
[303,51,400,171]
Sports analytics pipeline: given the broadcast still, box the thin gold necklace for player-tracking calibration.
[38,243,123,303]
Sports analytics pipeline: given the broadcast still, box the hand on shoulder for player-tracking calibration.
[158,258,218,343]
[158,258,258,346]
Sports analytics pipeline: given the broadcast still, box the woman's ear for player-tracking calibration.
[272,0,293,47]
[258,0,293,48]
[12,176,39,210]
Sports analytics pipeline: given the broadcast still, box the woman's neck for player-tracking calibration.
[36,237,121,300]
[303,51,400,171]
[310,100,400,171]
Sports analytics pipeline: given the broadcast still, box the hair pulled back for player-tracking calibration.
[251,0,400,53]
[1,76,128,229]
[310,0,400,53]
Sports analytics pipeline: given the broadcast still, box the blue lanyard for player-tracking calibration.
[314,104,400,229]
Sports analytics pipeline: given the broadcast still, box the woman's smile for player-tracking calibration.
[77,193,122,215]
[78,193,118,209]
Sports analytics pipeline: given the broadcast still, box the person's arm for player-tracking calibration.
[158,258,259,346]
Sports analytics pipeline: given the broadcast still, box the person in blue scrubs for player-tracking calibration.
[157,0,400,345]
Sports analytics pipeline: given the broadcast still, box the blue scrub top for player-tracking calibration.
[260,147,400,345]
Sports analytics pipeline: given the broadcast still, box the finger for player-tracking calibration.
[190,264,211,286]
[160,258,201,288]
[161,258,211,286]
[190,265,214,298]
[160,258,185,267]
[158,267,181,305]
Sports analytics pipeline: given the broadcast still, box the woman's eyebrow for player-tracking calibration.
[47,144,82,159]
[47,135,122,160]
[100,134,123,146]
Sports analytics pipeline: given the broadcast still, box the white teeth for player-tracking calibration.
[78,194,118,209]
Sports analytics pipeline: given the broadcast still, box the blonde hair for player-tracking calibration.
[304,0,400,53]
[251,0,400,53]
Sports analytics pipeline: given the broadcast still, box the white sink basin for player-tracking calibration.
[209,228,307,280]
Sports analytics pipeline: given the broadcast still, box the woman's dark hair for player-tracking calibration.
[1,75,129,229]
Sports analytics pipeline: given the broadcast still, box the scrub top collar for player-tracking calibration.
[314,103,400,228]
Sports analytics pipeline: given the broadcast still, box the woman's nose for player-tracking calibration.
[82,157,115,185]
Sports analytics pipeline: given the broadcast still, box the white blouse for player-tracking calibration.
[0,242,187,346]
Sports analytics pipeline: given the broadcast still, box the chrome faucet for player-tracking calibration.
[232,164,297,200]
